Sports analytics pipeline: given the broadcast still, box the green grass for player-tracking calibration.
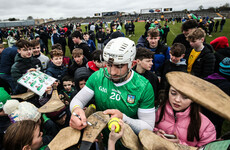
[52,19,230,58]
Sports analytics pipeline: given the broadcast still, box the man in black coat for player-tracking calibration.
[71,31,91,60]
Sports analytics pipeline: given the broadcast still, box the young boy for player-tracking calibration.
[157,43,187,90]
[86,50,103,73]
[11,39,43,94]
[83,32,96,53]
[46,49,67,82]
[59,75,75,105]
[137,28,170,72]
[186,28,215,78]
[133,47,159,103]
[31,40,50,71]
[51,43,71,68]
[68,48,88,77]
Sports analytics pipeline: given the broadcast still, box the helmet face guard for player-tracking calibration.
[102,37,136,83]
[102,59,130,83]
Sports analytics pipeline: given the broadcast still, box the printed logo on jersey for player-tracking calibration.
[127,95,135,104]
[99,86,107,93]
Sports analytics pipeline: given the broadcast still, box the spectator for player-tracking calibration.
[71,31,91,60]
[31,40,50,71]
[186,28,215,78]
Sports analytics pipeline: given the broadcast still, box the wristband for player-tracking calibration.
[72,105,81,113]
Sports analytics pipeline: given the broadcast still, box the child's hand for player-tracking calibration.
[45,86,52,94]
[27,68,36,72]
[109,119,124,143]
[59,94,64,99]
[156,129,166,137]
[162,132,179,143]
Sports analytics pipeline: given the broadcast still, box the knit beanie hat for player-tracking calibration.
[3,99,41,123]
[0,87,11,109]
[46,106,66,121]
[210,36,229,51]
[219,57,230,76]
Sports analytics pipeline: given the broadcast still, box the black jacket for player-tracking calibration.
[11,53,43,94]
[68,57,88,77]
[74,41,91,60]
[186,44,216,78]
[157,59,187,90]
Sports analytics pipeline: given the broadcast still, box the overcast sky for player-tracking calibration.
[0,0,228,20]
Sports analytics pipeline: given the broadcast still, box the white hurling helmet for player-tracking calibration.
[103,37,136,69]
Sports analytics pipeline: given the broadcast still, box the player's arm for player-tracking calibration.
[69,86,94,130]
[123,108,155,134]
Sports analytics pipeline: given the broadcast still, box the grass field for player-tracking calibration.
[56,19,230,58]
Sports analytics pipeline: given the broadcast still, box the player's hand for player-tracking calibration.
[109,120,124,142]
[103,109,123,119]
[69,107,87,130]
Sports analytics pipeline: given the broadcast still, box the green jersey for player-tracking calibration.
[86,68,155,118]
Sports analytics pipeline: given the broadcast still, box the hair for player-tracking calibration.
[170,43,186,57]
[62,75,74,83]
[30,40,40,47]
[16,39,32,49]
[71,31,82,39]
[72,48,83,58]
[147,28,160,37]
[156,84,201,142]
[186,28,206,42]
[83,32,89,35]
[51,43,62,50]
[0,44,4,49]
[135,47,154,60]
[181,20,198,31]
[50,49,63,58]
[91,50,103,62]
[3,120,39,150]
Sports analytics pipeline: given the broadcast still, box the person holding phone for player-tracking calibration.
[154,73,216,147]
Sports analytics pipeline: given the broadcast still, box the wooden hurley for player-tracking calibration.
[11,91,35,100]
[47,127,81,150]
[139,129,197,150]
[121,123,144,150]
[38,85,65,113]
[166,71,230,121]
[79,111,110,150]
[47,105,96,150]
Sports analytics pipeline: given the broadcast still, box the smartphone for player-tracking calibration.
[164,134,176,139]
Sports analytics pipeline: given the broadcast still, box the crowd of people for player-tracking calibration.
[0,16,229,150]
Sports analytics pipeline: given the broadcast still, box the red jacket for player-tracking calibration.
[154,101,216,147]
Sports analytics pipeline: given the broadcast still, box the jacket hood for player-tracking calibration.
[210,36,229,51]
[74,67,92,89]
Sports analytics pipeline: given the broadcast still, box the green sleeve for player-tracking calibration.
[139,82,155,109]
[85,70,100,91]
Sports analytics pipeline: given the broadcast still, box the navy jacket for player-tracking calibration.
[136,36,170,72]
[46,62,67,82]
[0,45,18,74]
